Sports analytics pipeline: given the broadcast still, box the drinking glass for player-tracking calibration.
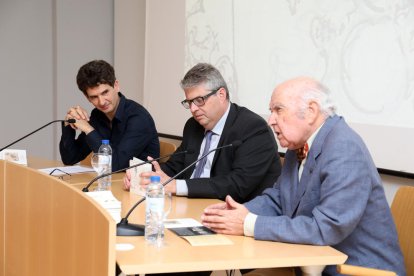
[91,153,110,191]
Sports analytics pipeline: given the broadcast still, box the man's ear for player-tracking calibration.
[307,100,320,124]
[113,80,120,92]
[217,87,227,102]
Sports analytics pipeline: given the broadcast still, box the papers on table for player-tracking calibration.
[164,218,204,228]
[85,191,122,223]
[165,218,233,246]
[38,165,95,176]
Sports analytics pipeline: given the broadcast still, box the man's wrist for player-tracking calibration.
[243,212,257,237]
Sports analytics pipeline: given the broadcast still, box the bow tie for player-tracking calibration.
[296,143,309,163]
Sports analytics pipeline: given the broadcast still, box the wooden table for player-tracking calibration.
[106,182,347,276]
[28,156,347,276]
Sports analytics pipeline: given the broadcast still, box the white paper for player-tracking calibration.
[0,149,27,166]
[164,218,203,229]
[38,165,95,176]
[85,191,122,222]
[129,157,152,196]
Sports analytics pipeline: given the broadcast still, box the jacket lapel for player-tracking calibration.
[289,115,340,216]
[211,103,236,167]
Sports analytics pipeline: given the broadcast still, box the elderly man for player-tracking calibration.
[124,63,282,203]
[201,77,405,275]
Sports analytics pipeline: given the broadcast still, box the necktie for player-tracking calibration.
[296,142,309,163]
[193,131,213,178]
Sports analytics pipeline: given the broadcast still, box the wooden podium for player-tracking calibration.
[0,160,116,276]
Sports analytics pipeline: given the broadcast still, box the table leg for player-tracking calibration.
[301,265,325,276]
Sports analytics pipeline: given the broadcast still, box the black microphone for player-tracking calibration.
[81,149,192,192]
[116,140,242,236]
[0,119,76,152]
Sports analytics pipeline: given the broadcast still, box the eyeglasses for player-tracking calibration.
[181,88,221,109]
[49,168,72,181]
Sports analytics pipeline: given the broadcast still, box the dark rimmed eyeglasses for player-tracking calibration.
[49,168,72,181]
[181,88,221,109]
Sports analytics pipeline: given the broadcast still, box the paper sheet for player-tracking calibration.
[129,157,152,196]
[38,165,95,176]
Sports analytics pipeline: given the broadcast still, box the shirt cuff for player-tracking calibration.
[175,179,188,196]
[243,212,257,237]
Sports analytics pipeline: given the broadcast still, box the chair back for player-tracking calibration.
[80,152,92,166]
[390,185,414,275]
[159,140,177,163]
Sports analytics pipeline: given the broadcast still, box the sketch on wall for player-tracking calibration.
[184,0,414,173]
[185,0,414,129]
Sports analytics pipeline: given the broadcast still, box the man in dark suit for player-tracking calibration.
[201,77,405,275]
[124,63,282,203]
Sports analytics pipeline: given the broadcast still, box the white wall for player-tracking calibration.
[1,0,411,204]
[114,0,146,104]
[114,0,413,204]
[0,0,113,160]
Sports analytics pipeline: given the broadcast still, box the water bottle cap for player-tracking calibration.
[102,139,110,144]
[150,176,161,182]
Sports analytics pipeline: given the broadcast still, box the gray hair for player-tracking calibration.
[296,81,337,118]
[180,63,229,99]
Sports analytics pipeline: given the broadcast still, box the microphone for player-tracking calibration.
[0,119,76,152]
[116,140,242,236]
[81,149,192,192]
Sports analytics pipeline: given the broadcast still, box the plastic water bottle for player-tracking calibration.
[98,139,112,190]
[145,175,165,246]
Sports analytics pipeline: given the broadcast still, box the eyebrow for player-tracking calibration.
[89,89,109,98]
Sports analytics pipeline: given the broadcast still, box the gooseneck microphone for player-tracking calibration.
[116,140,242,236]
[0,119,76,152]
[81,149,191,192]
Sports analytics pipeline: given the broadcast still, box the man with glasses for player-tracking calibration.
[124,63,282,203]
[60,59,160,171]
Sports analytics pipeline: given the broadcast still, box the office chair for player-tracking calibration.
[337,185,414,276]
[159,140,177,163]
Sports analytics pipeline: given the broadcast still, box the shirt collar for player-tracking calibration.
[210,102,231,135]
[112,92,126,122]
[307,122,324,151]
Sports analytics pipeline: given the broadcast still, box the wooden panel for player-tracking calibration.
[0,161,4,276]
[3,161,115,276]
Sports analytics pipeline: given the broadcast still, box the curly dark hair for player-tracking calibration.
[76,60,116,95]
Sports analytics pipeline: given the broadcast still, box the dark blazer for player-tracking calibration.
[161,103,282,203]
[245,116,405,275]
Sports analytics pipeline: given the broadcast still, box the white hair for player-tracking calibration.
[296,81,337,118]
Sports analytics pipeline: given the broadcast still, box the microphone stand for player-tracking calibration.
[0,119,75,152]
[116,143,237,236]
[81,150,189,192]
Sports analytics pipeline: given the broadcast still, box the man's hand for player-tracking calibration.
[123,169,132,191]
[201,195,248,235]
[140,157,177,194]
[123,157,177,194]
[65,106,94,133]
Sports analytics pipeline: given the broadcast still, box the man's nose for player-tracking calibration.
[189,102,199,112]
[268,113,277,125]
[98,96,106,106]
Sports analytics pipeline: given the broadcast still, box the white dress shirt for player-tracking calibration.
[175,103,231,196]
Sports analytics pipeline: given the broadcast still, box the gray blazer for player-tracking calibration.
[245,115,405,275]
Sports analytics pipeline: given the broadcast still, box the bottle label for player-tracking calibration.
[146,197,164,214]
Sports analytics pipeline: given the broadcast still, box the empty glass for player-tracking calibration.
[91,153,111,191]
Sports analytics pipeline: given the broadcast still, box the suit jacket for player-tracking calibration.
[161,103,282,203]
[245,115,405,275]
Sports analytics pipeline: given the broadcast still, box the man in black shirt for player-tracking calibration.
[59,60,159,170]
